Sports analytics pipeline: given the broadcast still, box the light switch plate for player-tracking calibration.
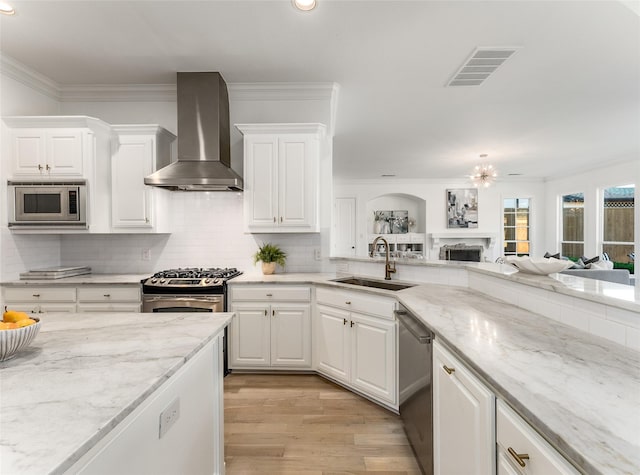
[158,397,180,439]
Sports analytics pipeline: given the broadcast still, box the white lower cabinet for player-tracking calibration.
[433,339,496,475]
[2,286,77,314]
[67,333,224,475]
[229,285,311,369]
[77,286,141,313]
[2,284,141,314]
[496,400,579,475]
[315,287,397,408]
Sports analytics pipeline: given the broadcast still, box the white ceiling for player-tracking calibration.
[1,0,638,181]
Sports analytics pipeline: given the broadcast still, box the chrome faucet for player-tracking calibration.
[370,236,396,280]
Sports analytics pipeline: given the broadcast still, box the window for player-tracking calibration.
[561,193,584,259]
[503,198,530,256]
[602,185,635,271]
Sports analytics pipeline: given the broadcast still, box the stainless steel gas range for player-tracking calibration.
[141,267,243,376]
[141,267,242,313]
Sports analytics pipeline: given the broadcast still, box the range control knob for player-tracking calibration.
[160,279,166,284]
[204,278,211,284]
[151,278,158,284]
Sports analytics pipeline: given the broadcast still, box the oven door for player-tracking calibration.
[142,294,224,313]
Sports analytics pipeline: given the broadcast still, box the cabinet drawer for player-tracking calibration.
[316,287,397,320]
[77,303,141,313]
[4,287,76,302]
[77,287,141,303]
[231,286,310,302]
[496,400,579,475]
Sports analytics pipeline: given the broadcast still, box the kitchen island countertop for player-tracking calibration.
[0,312,232,475]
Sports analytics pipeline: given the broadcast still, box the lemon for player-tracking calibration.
[16,318,36,328]
[3,310,30,323]
[0,322,19,330]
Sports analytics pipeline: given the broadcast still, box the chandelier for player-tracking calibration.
[470,155,497,188]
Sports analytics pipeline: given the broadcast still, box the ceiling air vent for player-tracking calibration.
[447,47,519,87]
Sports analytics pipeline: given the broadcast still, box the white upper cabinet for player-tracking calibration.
[4,116,111,179]
[236,123,325,233]
[111,125,175,233]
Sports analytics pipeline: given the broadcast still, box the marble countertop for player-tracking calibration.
[0,312,232,475]
[230,273,640,474]
[1,274,149,286]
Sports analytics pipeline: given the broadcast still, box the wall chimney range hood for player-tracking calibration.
[144,72,243,191]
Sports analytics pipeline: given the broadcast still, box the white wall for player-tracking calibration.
[334,178,547,262]
[0,72,63,281]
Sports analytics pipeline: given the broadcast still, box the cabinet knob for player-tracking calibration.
[345,301,351,305]
[343,318,347,325]
[507,447,530,467]
[443,365,455,375]
[46,164,51,171]
[38,164,43,171]
[350,321,355,327]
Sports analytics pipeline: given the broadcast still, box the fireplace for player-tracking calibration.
[439,244,483,262]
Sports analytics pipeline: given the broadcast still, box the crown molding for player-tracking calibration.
[228,82,338,101]
[0,54,61,100]
[59,84,177,102]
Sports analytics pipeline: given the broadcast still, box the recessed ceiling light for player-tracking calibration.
[292,0,316,12]
[381,174,396,177]
[0,2,15,15]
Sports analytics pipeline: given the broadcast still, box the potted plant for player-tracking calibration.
[253,242,287,275]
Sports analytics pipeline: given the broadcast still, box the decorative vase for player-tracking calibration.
[262,262,276,275]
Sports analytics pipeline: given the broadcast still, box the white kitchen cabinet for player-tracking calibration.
[315,287,397,408]
[68,333,225,475]
[229,285,312,369]
[3,284,142,314]
[111,125,175,232]
[433,339,495,475]
[496,400,579,475]
[77,286,141,313]
[4,116,111,179]
[236,123,325,233]
[2,286,78,314]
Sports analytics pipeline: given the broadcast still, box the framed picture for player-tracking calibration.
[447,189,478,228]
[391,210,408,234]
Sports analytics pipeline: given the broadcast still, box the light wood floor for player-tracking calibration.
[224,373,421,475]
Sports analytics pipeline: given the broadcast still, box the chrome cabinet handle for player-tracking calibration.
[507,447,530,467]
[443,365,455,375]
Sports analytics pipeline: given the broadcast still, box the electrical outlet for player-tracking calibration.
[314,249,321,261]
[158,397,180,439]
[142,249,151,261]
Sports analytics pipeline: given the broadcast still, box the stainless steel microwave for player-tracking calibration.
[8,180,87,228]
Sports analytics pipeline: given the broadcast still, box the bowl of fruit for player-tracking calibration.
[0,309,41,362]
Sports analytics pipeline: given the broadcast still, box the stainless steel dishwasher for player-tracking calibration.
[397,305,434,475]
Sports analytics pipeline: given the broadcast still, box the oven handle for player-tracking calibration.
[143,295,223,303]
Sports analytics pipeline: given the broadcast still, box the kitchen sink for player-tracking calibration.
[331,277,415,291]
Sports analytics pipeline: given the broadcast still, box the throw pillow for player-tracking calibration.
[544,252,561,259]
[571,259,586,269]
[581,255,600,265]
[588,260,614,270]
